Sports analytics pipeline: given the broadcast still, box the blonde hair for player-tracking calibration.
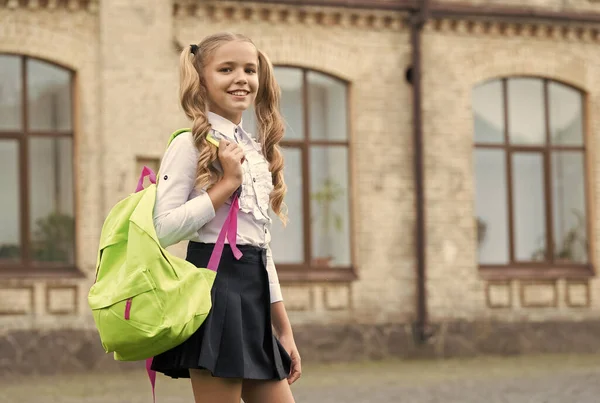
[179,32,287,223]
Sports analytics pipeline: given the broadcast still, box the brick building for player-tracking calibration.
[2,0,600,374]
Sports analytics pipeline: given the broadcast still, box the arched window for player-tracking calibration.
[0,54,76,272]
[473,77,589,276]
[245,67,353,274]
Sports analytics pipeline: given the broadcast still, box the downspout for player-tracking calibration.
[409,0,432,344]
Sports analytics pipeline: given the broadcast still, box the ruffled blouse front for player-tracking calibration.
[237,138,274,223]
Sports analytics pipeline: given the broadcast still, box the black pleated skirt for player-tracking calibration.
[151,242,291,380]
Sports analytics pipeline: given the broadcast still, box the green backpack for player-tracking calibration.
[88,129,241,365]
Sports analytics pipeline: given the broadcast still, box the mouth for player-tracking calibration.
[228,90,250,97]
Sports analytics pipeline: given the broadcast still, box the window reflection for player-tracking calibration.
[0,54,75,269]
[27,59,72,132]
[271,67,351,269]
[0,55,22,131]
[474,149,509,264]
[473,78,589,266]
[310,146,351,267]
[473,80,504,144]
[269,148,304,264]
[552,152,588,263]
[308,71,347,141]
[0,141,21,261]
[508,78,545,145]
[274,67,303,140]
[549,82,584,146]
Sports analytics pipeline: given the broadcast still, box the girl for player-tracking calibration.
[150,32,301,403]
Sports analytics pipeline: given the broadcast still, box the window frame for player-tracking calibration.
[474,76,594,280]
[0,54,81,277]
[273,65,357,282]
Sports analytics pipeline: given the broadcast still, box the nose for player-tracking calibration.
[234,69,248,84]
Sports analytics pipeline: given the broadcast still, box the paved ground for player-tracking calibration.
[2,354,600,402]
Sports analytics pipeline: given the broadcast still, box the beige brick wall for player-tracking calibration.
[2,0,600,337]
[0,3,100,330]
[422,20,600,322]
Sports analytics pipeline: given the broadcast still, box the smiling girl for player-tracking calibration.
[150,32,300,403]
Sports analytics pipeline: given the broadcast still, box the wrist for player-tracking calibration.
[277,330,294,340]
[273,323,294,339]
[221,175,242,191]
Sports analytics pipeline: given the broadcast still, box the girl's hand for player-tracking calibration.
[218,139,244,187]
[279,333,302,385]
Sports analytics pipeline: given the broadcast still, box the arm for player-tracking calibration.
[266,245,293,337]
[153,134,241,247]
[153,133,215,247]
[271,301,293,339]
[266,245,302,384]
[265,245,291,336]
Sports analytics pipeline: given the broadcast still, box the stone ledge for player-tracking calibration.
[173,0,407,31]
[3,320,600,375]
[0,0,98,13]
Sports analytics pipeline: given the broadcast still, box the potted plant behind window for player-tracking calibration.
[310,177,344,267]
[32,212,75,263]
[530,209,588,263]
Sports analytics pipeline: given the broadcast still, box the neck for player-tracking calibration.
[208,109,242,126]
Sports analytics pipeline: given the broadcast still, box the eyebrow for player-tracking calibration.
[217,61,258,68]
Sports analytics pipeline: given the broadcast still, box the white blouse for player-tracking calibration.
[152,112,282,303]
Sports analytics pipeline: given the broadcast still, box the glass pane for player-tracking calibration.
[269,147,304,263]
[310,146,351,267]
[29,137,75,264]
[308,71,347,141]
[27,59,72,132]
[552,152,588,263]
[0,141,21,261]
[274,67,303,140]
[508,78,546,145]
[549,82,584,146]
[512,153,547,262]
[0,55,22,131]
[474,149,509,264]
[473,80,505,144]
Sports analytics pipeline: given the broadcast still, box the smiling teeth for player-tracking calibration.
[231,91,248,96]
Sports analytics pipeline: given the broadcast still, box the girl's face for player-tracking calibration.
[203,40,259,125]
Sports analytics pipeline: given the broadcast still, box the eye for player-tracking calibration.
[245,68,257,74]
[219,67,232,73]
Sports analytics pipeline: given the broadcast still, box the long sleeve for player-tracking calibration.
[153,132,215,248]
[265,244,283,303]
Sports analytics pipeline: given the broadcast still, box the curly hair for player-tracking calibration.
[179,32,287,223]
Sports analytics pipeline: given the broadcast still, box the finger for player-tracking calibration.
[288,357,301,384]
[230,149,244,161]
[233,149,245,159]
[288,368,301,384]
[220,139,234,150]
[221,143,239,156]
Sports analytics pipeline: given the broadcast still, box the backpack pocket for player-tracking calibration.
[89,268,166,355]
[89,267,159,310]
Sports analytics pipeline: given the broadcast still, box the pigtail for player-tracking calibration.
[256,50,288,224]
[178,45,220,189]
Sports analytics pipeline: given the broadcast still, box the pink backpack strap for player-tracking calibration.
[136,166,157,192]
[207,192,243,271]
[146,358,157,403]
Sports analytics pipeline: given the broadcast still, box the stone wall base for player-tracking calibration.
[3,320,600,375]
